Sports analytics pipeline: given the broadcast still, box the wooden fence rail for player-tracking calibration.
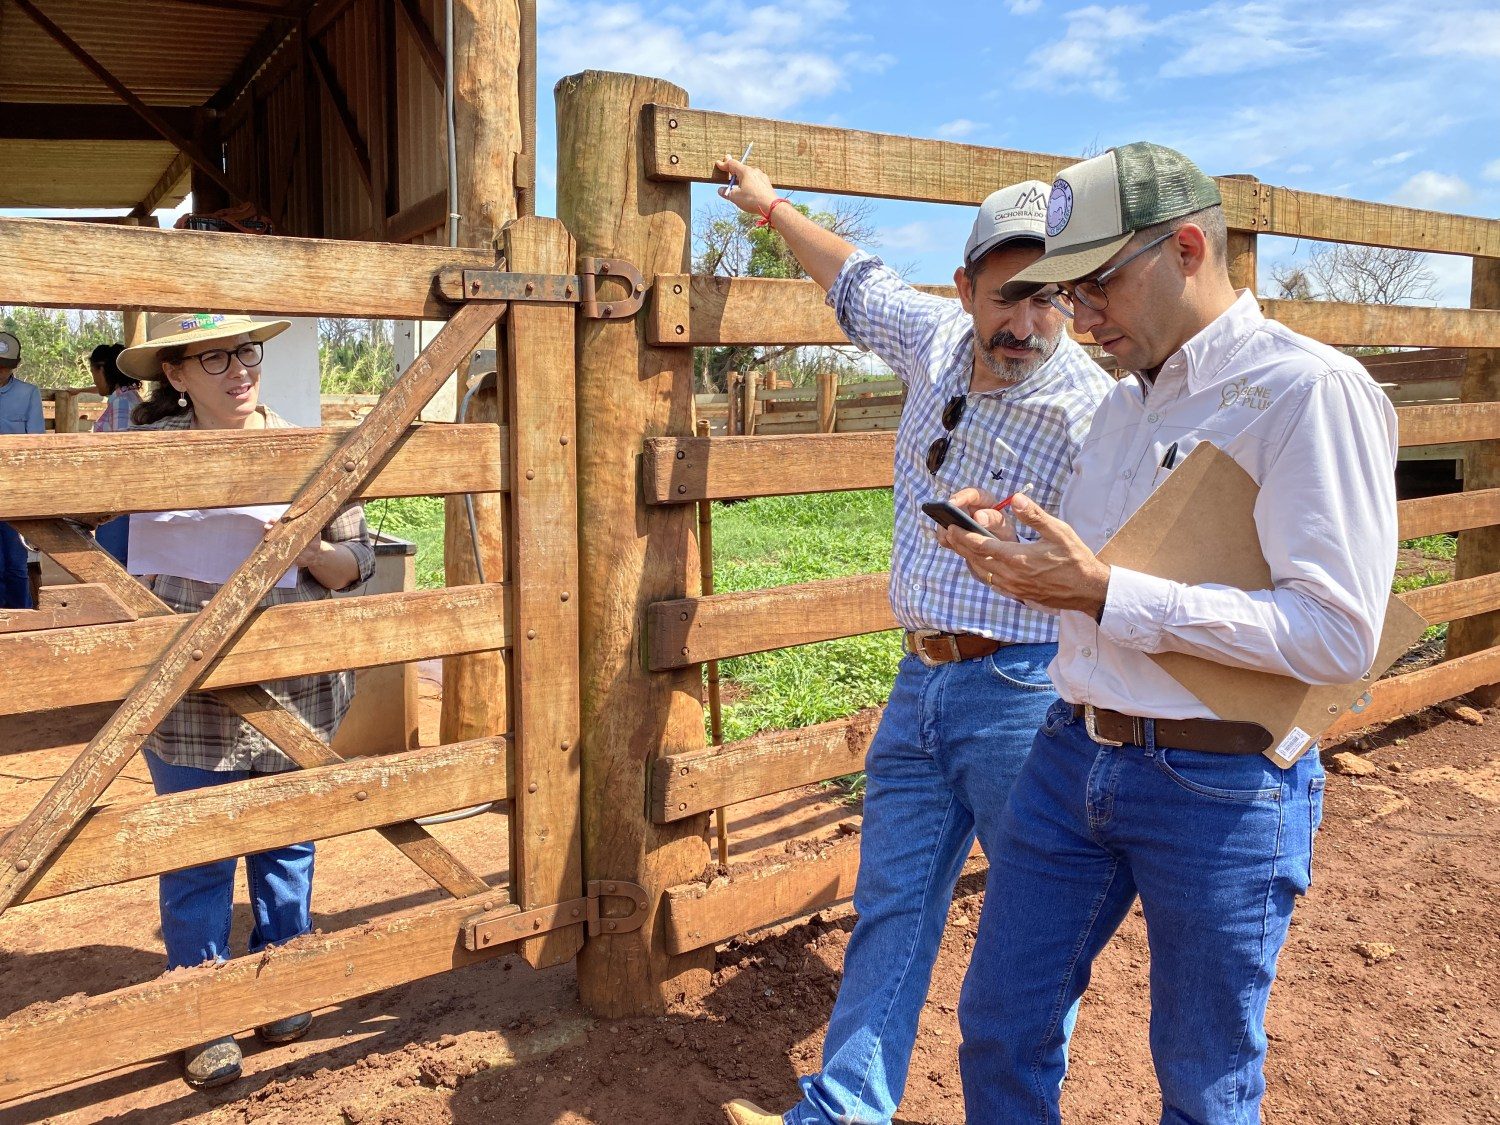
[652,274,1500,351]
[12,736,512,904]
[0,423,505,519]
[642,105,1500,257]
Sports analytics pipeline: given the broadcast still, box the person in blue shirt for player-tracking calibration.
[0,331,44,608]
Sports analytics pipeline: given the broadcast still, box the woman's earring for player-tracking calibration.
[177,394,188,408]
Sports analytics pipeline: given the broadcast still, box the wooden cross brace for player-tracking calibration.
[0,301,507,912]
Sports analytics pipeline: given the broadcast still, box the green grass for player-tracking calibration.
[1401,533,1457,561]
[710,490,901,742]
[365,496,447,589]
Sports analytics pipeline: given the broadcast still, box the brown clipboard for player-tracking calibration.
[1096,443,1427,767]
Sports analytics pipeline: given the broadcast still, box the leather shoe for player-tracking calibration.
[181,1036,242,1089]
[723,1099,783,1125]
[256,1011,312,1044]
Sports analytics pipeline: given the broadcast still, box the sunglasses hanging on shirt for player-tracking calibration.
[926,393,968,476]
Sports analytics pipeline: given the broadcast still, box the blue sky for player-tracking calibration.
[534,0,1500,304]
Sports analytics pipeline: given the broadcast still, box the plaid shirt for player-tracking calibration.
[92,386,142,432]
[136,408,377,772]
[828,251,1113,642]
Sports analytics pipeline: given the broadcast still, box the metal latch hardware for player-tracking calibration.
[438,259,645,320]
[577,257,646,320]
[462,879,649,952]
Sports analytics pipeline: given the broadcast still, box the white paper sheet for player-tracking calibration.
[127,505,299,589]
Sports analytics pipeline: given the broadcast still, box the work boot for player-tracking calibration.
[723,1100,783,1125]
[256,1011,312,1044]
[181,1036,243,1089]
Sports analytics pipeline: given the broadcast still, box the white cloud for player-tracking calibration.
[1483,159,1500,182]
[1372,150,1417,168]
[1156,2,1316,78]
[1284,163,1313,175]
[1394,170,1472,209]
[875,221,939,252]
[1417,10,1500,59]
[1015,5,1154,99]
[1006,0,1043,12]
[936,118,986,139]
[537,0,878,115]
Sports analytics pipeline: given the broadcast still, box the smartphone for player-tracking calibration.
[922,500,997,539]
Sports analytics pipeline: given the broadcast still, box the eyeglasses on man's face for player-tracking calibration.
[186,341,264,376]
[926,392,967,475]
[1049,229,1178,318]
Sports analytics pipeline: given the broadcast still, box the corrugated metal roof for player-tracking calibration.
[0,0,277,105]
[0,139,189,208]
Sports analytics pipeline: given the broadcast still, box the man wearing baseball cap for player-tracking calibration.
[0,330,44,608]
[712,158,1111,1125]
[939,143,1397,1121]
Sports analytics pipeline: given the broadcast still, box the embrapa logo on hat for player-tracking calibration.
[179,314,227,332]
[1046,179,1073,238]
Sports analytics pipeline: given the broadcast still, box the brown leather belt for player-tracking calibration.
[1071,704,1271,756]
[904,630,1009,667]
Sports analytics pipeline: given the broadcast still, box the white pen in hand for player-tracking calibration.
[726,143,754,189]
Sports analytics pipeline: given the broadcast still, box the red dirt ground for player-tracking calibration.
[1,666,1496,1125]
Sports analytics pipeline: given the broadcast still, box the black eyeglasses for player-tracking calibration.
[926,393,967,475]
[187,341,263,375]
[1051,230,1177,317]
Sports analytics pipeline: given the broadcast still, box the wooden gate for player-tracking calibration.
[0,213,630,1102]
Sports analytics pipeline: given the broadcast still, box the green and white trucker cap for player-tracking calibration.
[1000,142,1221,300]
[963,180,1050,265]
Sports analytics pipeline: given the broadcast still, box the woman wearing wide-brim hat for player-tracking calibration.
[122,312,376,1089]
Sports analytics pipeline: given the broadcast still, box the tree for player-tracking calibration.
[692,198,878,391]
[1270,244,1437,306]
[0,306,120,388]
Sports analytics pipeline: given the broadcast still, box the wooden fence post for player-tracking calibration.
[1445,256,1500,702]
[556,70,714,1016]
[816,370,838,433]
[1224,175,1258,294]
[742,369,760,436]
[726,371,741,436]
[503,215,585,968]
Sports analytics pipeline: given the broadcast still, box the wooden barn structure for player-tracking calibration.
[0,21,1496,1109]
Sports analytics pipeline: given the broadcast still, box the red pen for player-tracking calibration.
[991,481,1034,513]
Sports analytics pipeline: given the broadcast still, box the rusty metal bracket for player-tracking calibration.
[462,879,648,952]
[577,257,646,320]
[437,259,644,320]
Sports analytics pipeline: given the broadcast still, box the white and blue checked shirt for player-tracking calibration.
[828,251,1113,643]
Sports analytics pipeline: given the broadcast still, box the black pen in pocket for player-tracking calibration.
[1150,441,1179,489]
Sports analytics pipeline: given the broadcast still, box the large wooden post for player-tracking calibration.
[453,0,523,247]
[1445,256,1500,702]
[557,70,714,1016]
[441,0,524,743]
[1224,176,1258,293]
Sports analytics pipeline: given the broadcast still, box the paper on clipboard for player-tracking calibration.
[127,505,299,590]
[1096,443,1427,767]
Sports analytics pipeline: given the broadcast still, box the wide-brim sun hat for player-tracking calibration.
[1000,142,1222,302]
[117,311,290,380]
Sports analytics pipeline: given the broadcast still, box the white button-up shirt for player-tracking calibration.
[1052,290,1399,719]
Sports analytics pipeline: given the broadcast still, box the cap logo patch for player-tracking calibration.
[1046,179,1073,238]
[179,313,227,331]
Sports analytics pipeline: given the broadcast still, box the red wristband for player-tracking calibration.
[756,198,791,228]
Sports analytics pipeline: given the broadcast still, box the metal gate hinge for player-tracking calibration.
[462,879,649,951]
[438,258,644,320]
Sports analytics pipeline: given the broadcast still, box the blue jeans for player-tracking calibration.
[144,752,315,970]
[787,644,1059,1125]
[959,699,1325,1125]
[0,521,31,609]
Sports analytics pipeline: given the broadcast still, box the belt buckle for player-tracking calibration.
[1083,704,1125,747]
[907,630,960,668]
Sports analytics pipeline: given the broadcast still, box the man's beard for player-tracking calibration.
[974,326,1061,383]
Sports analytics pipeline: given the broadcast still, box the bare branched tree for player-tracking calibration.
[692,199,879,389]
[1270,244,1437,306]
